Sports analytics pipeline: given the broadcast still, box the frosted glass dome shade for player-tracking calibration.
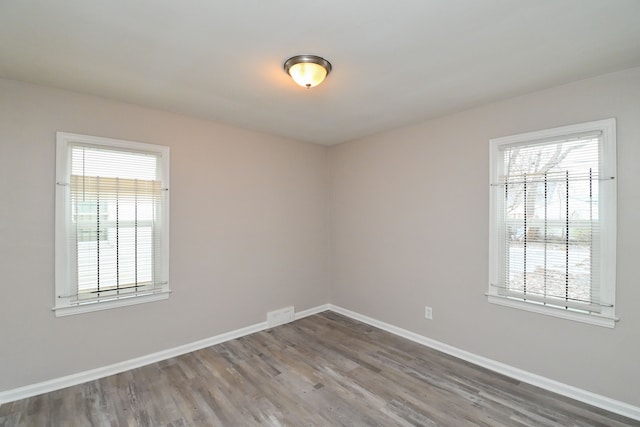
[284,55,332,88]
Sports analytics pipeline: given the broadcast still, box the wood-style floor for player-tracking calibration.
[1,311,637,426]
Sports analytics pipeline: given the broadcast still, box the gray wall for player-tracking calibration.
[0,79,329,392]
[328,67,640,406]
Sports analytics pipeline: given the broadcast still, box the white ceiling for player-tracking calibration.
[1,1,639,145]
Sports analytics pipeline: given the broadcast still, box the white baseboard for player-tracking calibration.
[2,303,638,422]
[295,303,330,320]
[0,304,328,405]
[327,304,640,422]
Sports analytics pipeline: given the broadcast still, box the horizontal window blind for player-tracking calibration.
[67,144,166,303]
[493,132,607,313]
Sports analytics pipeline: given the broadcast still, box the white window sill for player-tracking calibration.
[487,294,617,328]
[53,291,170,317]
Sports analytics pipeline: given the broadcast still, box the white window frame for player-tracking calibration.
[488,119,617,328]
[55,132,170,316]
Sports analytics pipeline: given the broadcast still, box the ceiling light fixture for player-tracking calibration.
[284,55,332,89]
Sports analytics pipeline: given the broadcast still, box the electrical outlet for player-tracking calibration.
[425,306,433,320]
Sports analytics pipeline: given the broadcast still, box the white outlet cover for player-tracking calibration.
[425,306,433,320]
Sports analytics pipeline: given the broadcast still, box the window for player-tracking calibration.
[55,132,170,316]
[488,119,616,327]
